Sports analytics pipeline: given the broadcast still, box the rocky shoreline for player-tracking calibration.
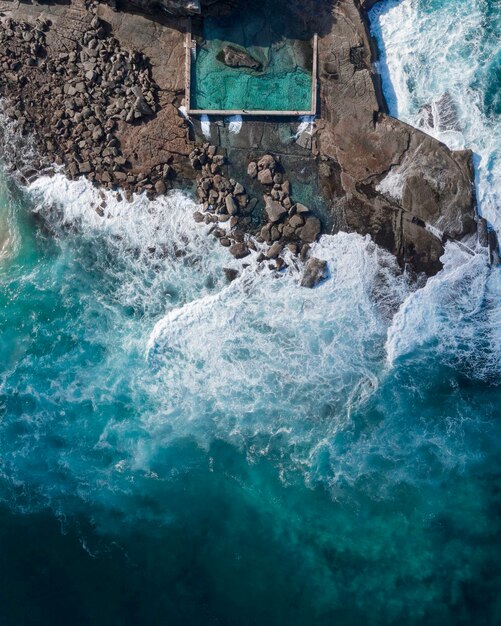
[190,144,327,279]
[0,0,496,277]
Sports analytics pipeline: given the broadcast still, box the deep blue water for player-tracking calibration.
[1,0,501,624]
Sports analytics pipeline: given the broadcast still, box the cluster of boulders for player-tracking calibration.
[192,148,327,284]
[191,143,263,262]
[249,154,321,255]
[0,14,174,197]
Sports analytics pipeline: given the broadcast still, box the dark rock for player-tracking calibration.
[265,200,287,223]
[229,243,250,259]
[300,244,310,261]
[217,45,262,71]
[298,216,321,243]
[223,267,239,282]
[301,258,328,288]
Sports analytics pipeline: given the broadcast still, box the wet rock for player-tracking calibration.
[298,216,321,243]
[258,168,273,185]
[300,243,310,261]
[260,223,272,243]
[229,242,250,259]
[217,44,262,71]
[266,242,282,259]
[301,258,328,288]
[223,267,239,282]
[155,179,167,194]
[265,200,287,223]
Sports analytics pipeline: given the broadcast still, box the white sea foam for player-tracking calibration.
[227,115,243,134]
[294,115,315,140]
[386,242,501,380]
[370,0,501,233]
[27,173,231,315]
[0,170,20,262]
[144,232,411,466]
[200,114,211,139]
[25,172,501,483]
[375,166,405,201]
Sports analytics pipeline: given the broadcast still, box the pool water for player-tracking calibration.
[190,0,314,113]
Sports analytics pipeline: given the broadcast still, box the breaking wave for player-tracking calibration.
[0,169,498,529]
[370,0,501,232]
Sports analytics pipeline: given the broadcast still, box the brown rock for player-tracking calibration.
[289,214,305,229]
[301,258,328,288]
[265,200,287,223]
[155,179,167,194]
[258,168,273,185]
[225,194,238,216]
[258,154,276,172]
[247,161,257,178]
[229,243,250,259]
[266,242,282,259]
[298,216,321,243]
[217,45,262,71]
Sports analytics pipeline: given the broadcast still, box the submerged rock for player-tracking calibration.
[217,45,262,71]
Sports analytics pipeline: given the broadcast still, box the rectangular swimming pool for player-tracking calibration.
[186,0,317,116]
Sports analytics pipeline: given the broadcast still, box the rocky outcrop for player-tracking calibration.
[191,145,320,270]
[315,0,477,274]
[0,0,483,276]
[0,0,193,196]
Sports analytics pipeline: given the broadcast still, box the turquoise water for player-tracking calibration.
[1,0,501,623]
[191,0,313,112]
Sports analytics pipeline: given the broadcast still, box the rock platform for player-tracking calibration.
[0,0,486,275]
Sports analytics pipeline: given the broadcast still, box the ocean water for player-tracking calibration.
[0,1,500,624]
[370,0,501,232]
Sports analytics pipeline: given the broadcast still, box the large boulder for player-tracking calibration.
[301,258,328,288]
[217,45,262,71]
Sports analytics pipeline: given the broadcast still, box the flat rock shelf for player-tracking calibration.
[186,0,317,115]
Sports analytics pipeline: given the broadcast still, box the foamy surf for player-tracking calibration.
[370,0,501,233]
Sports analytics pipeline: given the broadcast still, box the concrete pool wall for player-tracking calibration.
[185,12,318,116]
